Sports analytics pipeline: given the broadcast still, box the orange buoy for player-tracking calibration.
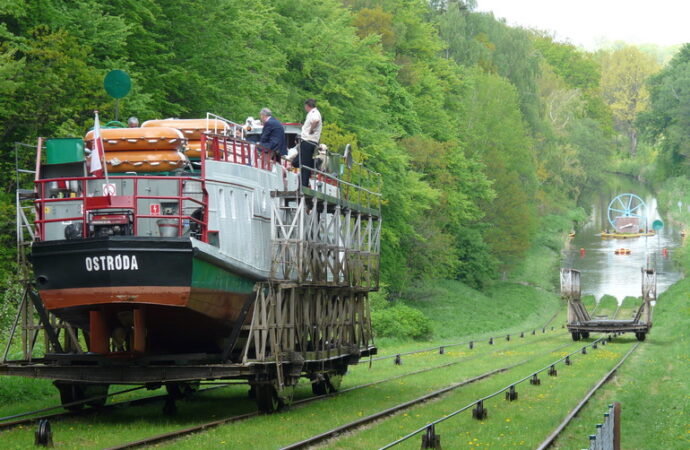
[662,248,669,258]
[580,248,585,257]
[85,127,185,151]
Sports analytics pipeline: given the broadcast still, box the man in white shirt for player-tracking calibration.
[297,99,322,187]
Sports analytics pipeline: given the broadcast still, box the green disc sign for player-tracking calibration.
[104,70,131,99]
[652,219,664,231]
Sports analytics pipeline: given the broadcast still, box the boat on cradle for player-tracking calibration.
[601,193,655,239]
[30,113,377,356]
[3,108,382,414]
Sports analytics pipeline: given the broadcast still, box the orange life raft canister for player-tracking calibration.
[99,150,188,173]
[84,127,185,151]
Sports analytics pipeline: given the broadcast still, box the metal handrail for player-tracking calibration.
[202,133,382,213]
[205,112,245,139]
[33,175,207,241]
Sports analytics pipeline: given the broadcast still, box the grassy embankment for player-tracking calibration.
[593,294,618,318]
[376,225,567,350]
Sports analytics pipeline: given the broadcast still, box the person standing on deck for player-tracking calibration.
[259,108,287,161]
[296,99,322,187]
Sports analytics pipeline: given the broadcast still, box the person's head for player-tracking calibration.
[259,108,272,123]
[304,99,316,112]
[127,116,139,128]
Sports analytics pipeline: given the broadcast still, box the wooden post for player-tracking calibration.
[133,308,146,353]
[89,310,109,354]
[613,402,621,450]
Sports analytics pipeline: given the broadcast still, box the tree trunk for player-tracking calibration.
[629,128,638,157]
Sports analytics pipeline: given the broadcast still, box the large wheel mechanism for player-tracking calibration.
[607,193,646,230]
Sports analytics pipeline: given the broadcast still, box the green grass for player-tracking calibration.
[616,295,641,319]
[165,334,633,449]
[593,294,618,318]
[581,294,596,310]
[0,331,567,448]
[506,244,560,290]
[398,279,561,342]
[329,339,634,449]
[552,274,690,449]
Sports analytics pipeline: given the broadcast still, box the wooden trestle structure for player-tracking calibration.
[238,184,381,403]
[561,268,654,342]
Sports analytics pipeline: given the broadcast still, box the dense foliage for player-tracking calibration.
[0,0,664,303]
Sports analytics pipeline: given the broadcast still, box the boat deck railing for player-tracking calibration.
[201,133,382,216]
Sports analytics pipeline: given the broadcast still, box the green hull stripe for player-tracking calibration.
[191,258,255,294]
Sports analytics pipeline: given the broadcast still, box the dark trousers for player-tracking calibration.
[297,140,317,187]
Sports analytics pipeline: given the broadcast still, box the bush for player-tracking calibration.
[371,303,432,340]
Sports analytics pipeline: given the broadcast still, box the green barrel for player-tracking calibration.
[46,138,85,164]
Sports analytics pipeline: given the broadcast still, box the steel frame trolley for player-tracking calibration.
[561,268,654,342]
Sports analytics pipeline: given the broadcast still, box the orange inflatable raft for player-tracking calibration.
[85,127,185,151]
[185,140,206,158]
[93,150,188,173]
[141,119,231,140]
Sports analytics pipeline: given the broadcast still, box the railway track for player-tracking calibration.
[362,323,562,364]
[0,383,234,432]
[101,334,569,449]
[536,342,640,449]
[284,335,633,450]
[0,326,562,434]
[281,340,586,450]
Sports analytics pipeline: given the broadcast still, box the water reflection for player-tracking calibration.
[562,177,683,303]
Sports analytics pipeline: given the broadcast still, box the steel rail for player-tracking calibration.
[280,365,520,450]
[362,326,562,363]
[4,332,564,442]
[0,386,145,426]
[106,337,567,449]
[536,342,640,450]
[0,384,233,432]
[281,340,578,449]
[379,337,612,449]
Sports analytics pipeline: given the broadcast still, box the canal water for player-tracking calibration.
[562,176,683,303]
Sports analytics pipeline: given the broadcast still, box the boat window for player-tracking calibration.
[219,188,226,219]
[229,190,236,219]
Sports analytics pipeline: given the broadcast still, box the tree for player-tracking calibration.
[639,44,690,176]
[598,45,660,157]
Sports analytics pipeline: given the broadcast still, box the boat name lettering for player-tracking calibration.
[85,255,139,272]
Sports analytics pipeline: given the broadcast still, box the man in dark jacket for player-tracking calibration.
[259,108,287,160]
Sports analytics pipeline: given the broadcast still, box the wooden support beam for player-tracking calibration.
[133,308,146,353]
[89,310,109,354]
